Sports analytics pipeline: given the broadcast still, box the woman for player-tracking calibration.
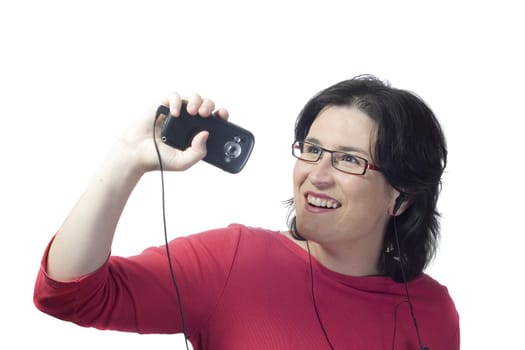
[34,75,460,349]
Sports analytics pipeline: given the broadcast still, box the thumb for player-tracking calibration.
[189,130,209,160]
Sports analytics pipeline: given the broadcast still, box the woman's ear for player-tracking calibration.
[390,192,411,216]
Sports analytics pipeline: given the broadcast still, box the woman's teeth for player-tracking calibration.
[307,195,341,208]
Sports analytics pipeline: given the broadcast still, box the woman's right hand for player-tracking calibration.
[118,92,230,175]
[46,92,229,281]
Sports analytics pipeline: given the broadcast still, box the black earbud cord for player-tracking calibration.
[153,107,191,350]
[305,214,429,350]
[392,214,428,350]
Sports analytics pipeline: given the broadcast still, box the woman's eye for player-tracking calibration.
[305,145,320,154]
[341,154,360,164]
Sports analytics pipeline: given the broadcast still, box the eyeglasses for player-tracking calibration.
[291,140,381,175]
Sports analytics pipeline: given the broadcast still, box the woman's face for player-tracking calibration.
[293,105,398,249]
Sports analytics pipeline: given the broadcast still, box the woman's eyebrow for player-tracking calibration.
[305,137,369,155]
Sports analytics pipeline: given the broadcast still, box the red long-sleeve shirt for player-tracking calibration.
[34,224,459,349]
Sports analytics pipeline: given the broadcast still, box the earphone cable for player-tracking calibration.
[153,108,191,350]
[393,215,427,350]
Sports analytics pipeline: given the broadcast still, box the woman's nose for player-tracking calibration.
[308,153,335,188]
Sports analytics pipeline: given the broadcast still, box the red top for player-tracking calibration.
[34,224,459,349]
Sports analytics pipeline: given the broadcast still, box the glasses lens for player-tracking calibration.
[333,152,366,174]
[293,141,320,161]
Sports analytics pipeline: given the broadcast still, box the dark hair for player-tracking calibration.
[287,74,447,282]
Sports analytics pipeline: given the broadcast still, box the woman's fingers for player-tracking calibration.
[163,92,227,120]
[185,92,203,115]
[214,107,229,121]
[198,98,215,117]
[166,92,183,117]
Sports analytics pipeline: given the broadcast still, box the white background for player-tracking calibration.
[1,0,523,349]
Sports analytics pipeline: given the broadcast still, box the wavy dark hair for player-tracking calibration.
[286,75,447,282]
